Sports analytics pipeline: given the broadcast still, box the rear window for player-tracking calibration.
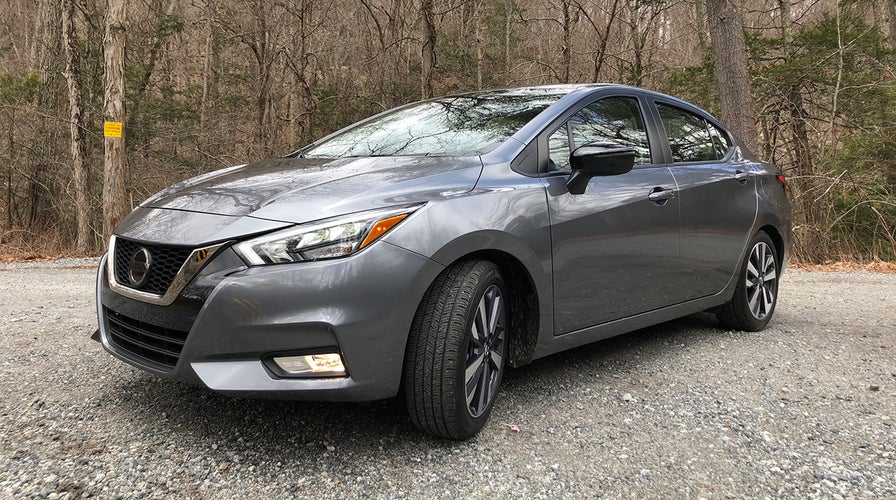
[303,89,568,157]
[657,103,722,163]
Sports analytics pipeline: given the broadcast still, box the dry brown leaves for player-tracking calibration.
[789,261,896,274]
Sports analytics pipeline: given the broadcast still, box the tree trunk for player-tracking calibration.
[706,0,759,153]
[871,0,893,44]
[474,1,482,90]
[694,0,709,58]
[504,2,512,83]
[888,0,896,46]
[135,0,177,97]
[102,0,127,242]
[629,6,644,86]
[288,0,315,146]
[200,3,213,129]
[775,0,822,261]
[62,0,91,252]
[248,0,274,155]
[5,111,13,230]
[387,0,406,104]
[29,0,63,232]
[420,0,436,98]
[127,0,177,144]
[778,0,792,51]
[591,0,619,81]
[560,0,572,83]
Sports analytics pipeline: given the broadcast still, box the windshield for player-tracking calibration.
[302,88,569,157]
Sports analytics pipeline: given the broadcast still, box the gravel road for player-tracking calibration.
[1,262,894,499]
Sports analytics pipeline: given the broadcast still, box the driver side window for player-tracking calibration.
[548,96,652,174]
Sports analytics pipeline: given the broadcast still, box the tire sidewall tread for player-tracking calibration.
[403,260,507,439]
[717,231,779,332]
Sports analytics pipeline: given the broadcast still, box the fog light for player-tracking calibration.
[273,353,346,377]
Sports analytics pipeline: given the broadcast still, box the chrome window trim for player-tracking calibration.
[107,235,228,306]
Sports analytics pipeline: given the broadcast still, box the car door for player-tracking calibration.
[544,94,681,335]
[652,101,758,300]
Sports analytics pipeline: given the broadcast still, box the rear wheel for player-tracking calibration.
[403,260,508,439]
[717,231,779,331]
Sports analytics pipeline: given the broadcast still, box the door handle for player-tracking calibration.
[648,187,674,203]
[734,170,751,182]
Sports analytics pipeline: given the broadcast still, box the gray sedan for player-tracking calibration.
[95,84,792,439]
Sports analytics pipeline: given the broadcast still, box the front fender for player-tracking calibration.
[384,179,555,360]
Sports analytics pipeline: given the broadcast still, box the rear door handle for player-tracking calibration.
[734,170,751,182]
[648,187,675,203]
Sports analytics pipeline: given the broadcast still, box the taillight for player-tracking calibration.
[776,174,787,194]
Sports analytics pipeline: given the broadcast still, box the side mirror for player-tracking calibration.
[566,143,636,195]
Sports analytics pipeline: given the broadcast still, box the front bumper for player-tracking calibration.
[96,241,443,401]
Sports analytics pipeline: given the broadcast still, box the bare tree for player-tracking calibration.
[102,0,127,241]
[359,0,414,107]
[890,0,896,46]
[245,0,277,154]
[694,0,708,57]
[473,0,483,89]
[706,0,758,153]
[574,0,621,81]
[503,1,516,82]
[871,0,895,45]
[199,0,215,128]
[778,0,812,183]
[62,0,91,251]
[284,0,318,146]
[28,0,63,232]
[127,0,178,140]
[420,0,436,98]
[559,0,575,83]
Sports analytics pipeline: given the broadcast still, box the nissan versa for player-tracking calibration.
[95,84,791,439]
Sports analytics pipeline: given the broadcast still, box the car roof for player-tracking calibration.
[478,83,726,162]
[449,83,707,110]
[445,83,611,100]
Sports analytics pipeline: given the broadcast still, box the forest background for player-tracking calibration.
[1,0,895,263]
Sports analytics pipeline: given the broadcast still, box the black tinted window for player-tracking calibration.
[657,104,717,163]
[569,97,652,166]
[303,89,567,157]
[547,97,651,174]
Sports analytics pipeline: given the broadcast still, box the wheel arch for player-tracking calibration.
[455,249,540,368]
[758,224,785,267]
[403,234,544,373]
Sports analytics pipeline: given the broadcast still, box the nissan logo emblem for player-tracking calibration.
[128,248,152,288]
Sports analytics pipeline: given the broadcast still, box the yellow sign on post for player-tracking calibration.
[104,121,123,138]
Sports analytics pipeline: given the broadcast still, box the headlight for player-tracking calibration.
[234,205,422,265]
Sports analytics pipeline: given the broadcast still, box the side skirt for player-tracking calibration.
[531,289,733,360]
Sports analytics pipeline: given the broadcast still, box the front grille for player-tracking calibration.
[114,238,193,295]
[105,308,189,370]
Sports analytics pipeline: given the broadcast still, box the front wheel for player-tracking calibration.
[717,231,780,331]
[403,260,508,439]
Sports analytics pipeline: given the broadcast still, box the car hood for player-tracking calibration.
[115,155,483,246]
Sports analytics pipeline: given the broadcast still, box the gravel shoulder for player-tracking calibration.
[1,264,894,498]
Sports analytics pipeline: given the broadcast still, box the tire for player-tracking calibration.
[403,260,508,439]
[717,231,780,331]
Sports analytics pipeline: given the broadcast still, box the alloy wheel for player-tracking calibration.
[464,284,506,418]
[745,241,777,320]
